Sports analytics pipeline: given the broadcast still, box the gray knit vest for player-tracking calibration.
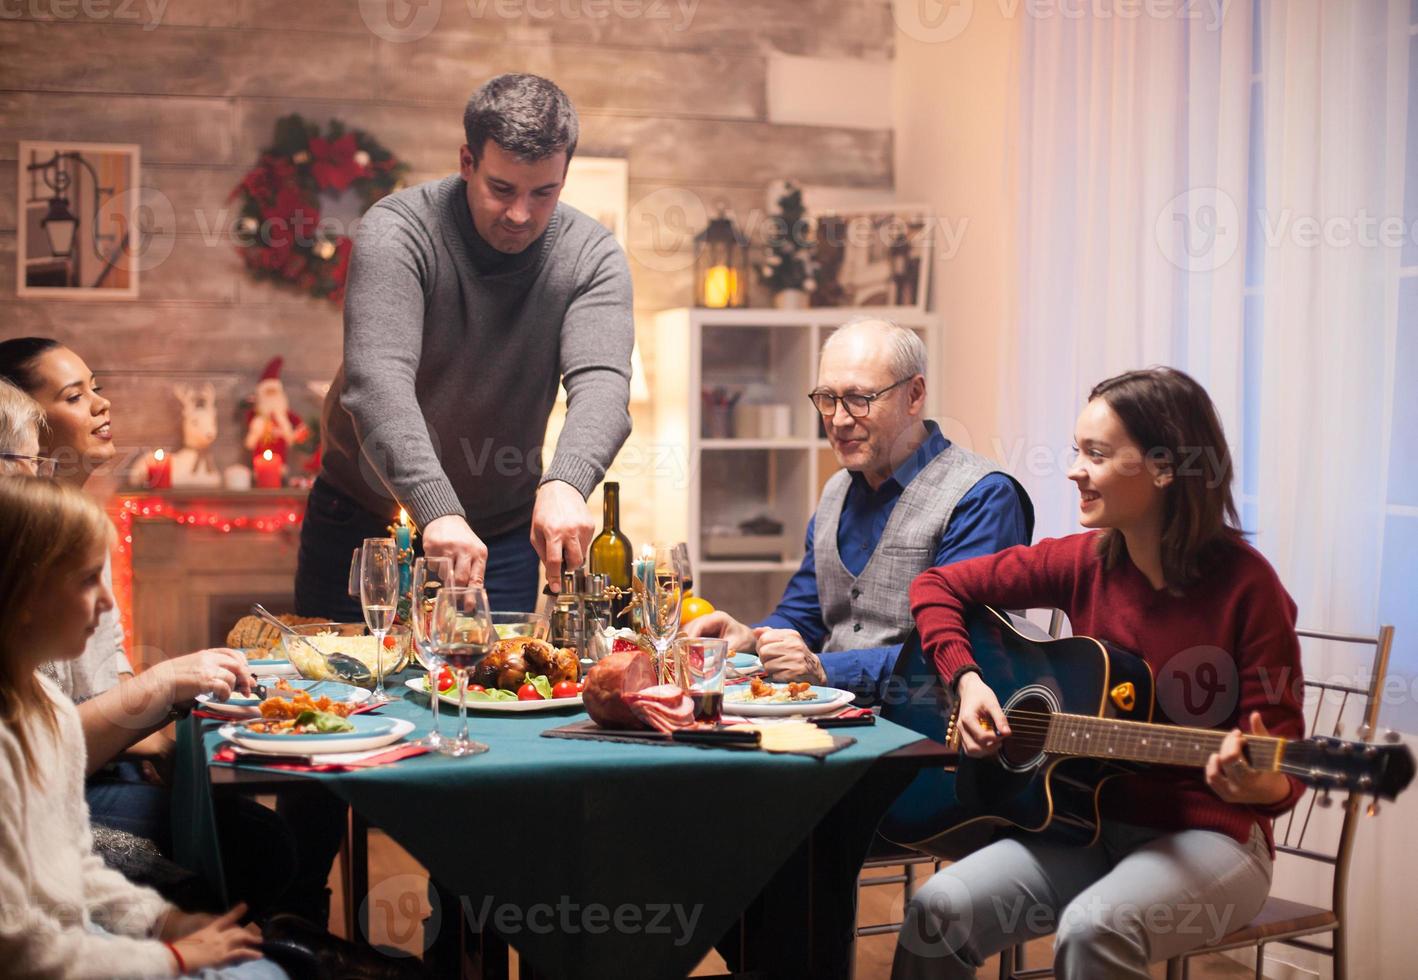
[815,443,1006,653]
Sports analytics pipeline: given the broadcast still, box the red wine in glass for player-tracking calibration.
[691,690,722,724]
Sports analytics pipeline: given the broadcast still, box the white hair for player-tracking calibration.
[820,317,927,382]
[0,380,45,457]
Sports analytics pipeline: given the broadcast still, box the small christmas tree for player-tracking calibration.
[758,182,817,296]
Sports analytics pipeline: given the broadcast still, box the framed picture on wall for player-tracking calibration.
[811,205,932,312]
[16,140,141,300]
[559,156,629,247]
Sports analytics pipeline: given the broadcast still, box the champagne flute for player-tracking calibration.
[638,544,684,685]
[410,555,454,750]
[430,585,494,757]
[360,537,400,704]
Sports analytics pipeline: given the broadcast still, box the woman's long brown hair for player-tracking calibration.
[0,476,113,774]
[1089,367,1243,592]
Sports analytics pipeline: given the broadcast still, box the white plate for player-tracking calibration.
[406,678,584,713]
[723,685,856,717]
[195,693,261,718]
[241,654,300,678]
[219,717,414,755]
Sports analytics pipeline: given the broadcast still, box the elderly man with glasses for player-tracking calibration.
[686,318,1034,701]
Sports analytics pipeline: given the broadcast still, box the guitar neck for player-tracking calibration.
[1044,713,1285,771]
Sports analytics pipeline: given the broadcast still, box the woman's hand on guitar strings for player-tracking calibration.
[1204,711,1291,805]
[955,671,1013,758]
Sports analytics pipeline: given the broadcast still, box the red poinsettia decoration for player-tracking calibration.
[309,132,370,193]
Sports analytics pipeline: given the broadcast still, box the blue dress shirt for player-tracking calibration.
[755,422,1030,701]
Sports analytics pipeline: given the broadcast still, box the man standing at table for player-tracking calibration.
[283,72,632,931]
[687,318,1033,700]
[296,72,633,618]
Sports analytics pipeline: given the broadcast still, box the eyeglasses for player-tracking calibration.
[0,452,57,477]
[807,377,911,419]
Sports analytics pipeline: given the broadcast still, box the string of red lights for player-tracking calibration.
[110,496,306,656]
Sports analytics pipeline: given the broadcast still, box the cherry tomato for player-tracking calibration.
[434,667,456,692]
[552,680,579,699]
[468,684,486,693]
[517,683,544,701]
[383,634,398,650]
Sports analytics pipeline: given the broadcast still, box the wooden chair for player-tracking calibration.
[1000,623,1397,980]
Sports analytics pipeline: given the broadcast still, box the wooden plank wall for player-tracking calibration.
[0,0,895,551]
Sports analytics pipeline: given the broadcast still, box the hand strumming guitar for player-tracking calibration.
[954,671,1012,757]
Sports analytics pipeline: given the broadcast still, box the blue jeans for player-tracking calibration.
[295,477,541,618]
[892,822,1273,979]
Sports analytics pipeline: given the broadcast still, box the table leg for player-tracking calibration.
[345,808,369,942]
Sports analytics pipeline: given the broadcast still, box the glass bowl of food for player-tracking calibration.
[279,622,412,689]
[490,611,550,641]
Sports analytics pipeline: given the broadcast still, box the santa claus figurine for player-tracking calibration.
[244,356,309,469]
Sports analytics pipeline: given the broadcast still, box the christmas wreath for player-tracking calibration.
[230,114,408,305]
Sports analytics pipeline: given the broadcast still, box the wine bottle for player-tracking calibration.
[589,482,633,628]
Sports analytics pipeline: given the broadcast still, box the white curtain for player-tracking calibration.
[1007,2,1410,976]
[1003,3,1254,540]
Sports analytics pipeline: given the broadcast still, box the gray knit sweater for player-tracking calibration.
[319,175,634,534]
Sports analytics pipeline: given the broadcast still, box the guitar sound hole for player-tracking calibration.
[1000,693,1052,770]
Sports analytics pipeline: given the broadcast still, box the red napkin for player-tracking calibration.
[211,742,428,772]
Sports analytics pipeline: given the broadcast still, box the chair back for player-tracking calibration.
[1275,625,1396,923]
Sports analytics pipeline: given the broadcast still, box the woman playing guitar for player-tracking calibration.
[894,367,1305,979]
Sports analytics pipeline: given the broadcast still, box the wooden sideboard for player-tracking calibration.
[109,490,308,668]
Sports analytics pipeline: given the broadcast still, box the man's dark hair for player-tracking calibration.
[463,74,579,167]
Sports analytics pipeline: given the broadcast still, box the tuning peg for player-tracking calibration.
[1358,722,1373,740]
[1316,789,1333,808]
[1358,776,1373,791]
[1384,729,1401,744]
[1334,723,1343,739]
[1367,798,1381,817]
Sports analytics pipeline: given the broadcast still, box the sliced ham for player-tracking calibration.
[583,650,655,729]
[624,684,695,733]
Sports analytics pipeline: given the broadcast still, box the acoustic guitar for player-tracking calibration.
[878,606,1414,860]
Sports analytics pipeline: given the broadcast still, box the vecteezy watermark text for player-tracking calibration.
[461,895,703,946]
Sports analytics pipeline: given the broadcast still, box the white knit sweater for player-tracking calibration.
[0,673,176,979]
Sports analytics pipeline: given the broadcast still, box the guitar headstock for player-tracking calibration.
[1282,734,1415,806]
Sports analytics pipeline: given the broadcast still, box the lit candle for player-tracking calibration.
[703,265,736,308]
[395,508,413,597]
[145,449,172,490]
[395,508,412,551]
[252,449,282,489]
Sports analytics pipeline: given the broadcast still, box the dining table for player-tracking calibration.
[172,670,952,979]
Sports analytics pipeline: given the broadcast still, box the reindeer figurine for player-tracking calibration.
[170,383,222,487]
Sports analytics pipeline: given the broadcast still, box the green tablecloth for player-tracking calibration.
[175,674,923,978]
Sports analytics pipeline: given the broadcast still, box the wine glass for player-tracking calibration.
[359,537,400,704]
[671,542,694,596]
[638,544,684,685]
[410,555,454,750]
[429,585,495,757]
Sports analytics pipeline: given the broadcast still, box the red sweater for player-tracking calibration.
[909,531,1306,851]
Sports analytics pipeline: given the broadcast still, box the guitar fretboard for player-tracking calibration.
[1042,712,1283,770]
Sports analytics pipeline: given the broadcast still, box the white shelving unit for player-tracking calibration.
[652,307,940,623]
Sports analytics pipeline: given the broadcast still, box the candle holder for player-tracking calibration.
[387,511,419,623]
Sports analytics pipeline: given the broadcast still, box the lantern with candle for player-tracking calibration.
[252,449,283,489]
[694,206,748,309]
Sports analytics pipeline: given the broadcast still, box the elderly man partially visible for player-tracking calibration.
[686,318,1033,699]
